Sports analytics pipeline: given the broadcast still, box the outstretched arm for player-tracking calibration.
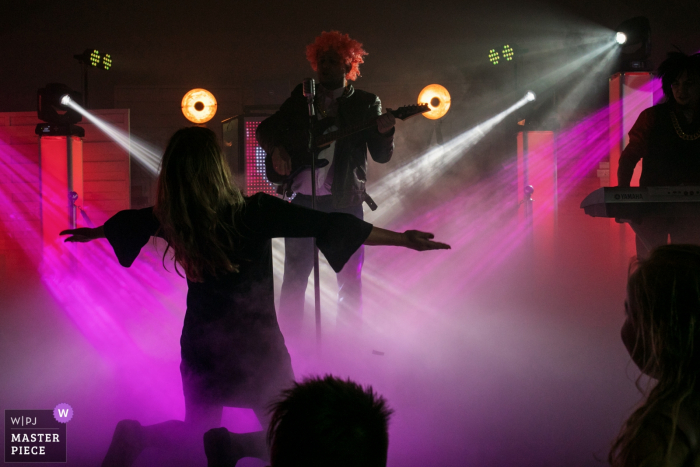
[364,227,450,251]
[59,207,159,267]
[60,226,105,242]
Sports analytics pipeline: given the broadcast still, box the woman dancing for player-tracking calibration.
[610,245,700,466]
[61,126,449,466]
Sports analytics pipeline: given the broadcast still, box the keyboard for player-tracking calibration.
[581,187,700,218]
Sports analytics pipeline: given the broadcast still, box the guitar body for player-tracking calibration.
[281,117,336,181]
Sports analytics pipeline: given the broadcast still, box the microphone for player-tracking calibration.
[303,78,315,117]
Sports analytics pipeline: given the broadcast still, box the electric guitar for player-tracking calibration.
[270,104,430,185]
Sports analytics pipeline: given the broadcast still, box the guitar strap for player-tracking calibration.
[363,193,378,211]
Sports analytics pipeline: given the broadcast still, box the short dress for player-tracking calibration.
[103,192,373,408]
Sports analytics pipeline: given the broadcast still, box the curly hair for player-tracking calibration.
[154,127,245,282]
[306,31,368,81]
[657,52,700,103]
[609,245,700,466]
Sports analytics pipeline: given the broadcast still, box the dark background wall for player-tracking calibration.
[2,0,698,206]
[2,0,698,112]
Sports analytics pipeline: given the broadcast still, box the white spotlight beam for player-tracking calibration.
[524,40,617,94]
[556,46,619,114]
[365,93,535,224]
[64,99,162,175]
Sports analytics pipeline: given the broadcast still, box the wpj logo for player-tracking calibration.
[4,404,72,463]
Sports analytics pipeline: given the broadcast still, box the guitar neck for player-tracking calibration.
[315,116,380,147]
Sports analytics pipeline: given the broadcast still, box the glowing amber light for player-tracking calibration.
[181,88,217,124]
[417,84,451,120]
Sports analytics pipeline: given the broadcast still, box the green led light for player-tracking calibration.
[488,48,500,65]
[89,49,101,67]
[502,45,514,61]
[101,53,112,70]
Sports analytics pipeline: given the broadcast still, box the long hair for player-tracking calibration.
[154,127,245,282]
[306,31,368,81]
[657,52,700,103]
[609,245,700,465]
[267,375,393,467]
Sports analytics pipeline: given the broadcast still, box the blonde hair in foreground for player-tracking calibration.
[609,244,700,466]
[154,126,245,282]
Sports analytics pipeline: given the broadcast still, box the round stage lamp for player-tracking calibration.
[418,84,451,120]
[181,88,217,124]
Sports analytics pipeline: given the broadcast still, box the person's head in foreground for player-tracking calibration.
[658,52,700,110]
[610,244,700,466]
[267,375,393,467]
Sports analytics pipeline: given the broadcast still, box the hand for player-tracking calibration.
[403,230,451,251]
[376,111,396,135]
[59,227,103,243]
[272,146,291,176]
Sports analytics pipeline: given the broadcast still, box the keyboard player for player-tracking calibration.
[618,52,700,257]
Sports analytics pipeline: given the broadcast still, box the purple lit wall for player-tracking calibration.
[40,136,83,258]
[517,131,557,263]
[0,110,130,279]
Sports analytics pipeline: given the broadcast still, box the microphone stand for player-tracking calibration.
[304,79,322,349]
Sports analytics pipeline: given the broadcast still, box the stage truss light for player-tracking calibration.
[489,45,516,65]
[418,84,451,120]
[75,49,113,70]
[37,83,82,125]
[181,88,218,124]
[503,45,514,61]
[614,16,651,70]
[526,91,536,102]
[89,49,100,67]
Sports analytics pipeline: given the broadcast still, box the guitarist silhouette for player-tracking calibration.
[256,31,399,339]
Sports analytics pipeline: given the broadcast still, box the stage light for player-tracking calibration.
[37,84,82,125]
[74,49,113,70]
[418,84,451,120]
[614,16,651,70]
[489,49,500,65]
[181,88,217,124]
[503,45,514,61]
[526,91,536,102]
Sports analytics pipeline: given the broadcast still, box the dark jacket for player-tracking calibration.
[256,83,394,209]
[618,102,700,187]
